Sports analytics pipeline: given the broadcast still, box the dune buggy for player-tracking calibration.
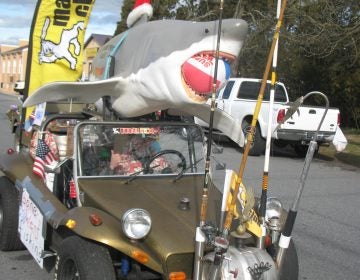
[0,113,298,279]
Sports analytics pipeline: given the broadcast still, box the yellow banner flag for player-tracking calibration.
[25,0,96,119]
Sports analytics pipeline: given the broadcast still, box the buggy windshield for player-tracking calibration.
[75,121,205,177]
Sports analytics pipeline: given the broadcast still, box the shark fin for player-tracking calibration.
[23,77,127,107]
[171,103,245,147]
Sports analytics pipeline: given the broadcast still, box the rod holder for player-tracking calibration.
[193,227,206,280]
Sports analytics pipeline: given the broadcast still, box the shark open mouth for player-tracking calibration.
[181,52,233,102]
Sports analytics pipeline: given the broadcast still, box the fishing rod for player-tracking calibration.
[222,0,288,236]
[276,91,329,269]
[199,0,225,226]
[193,1,224,279]
[258,0,283,249]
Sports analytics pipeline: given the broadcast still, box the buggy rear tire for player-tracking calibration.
[55,236,116,280]
[0,176,24,251]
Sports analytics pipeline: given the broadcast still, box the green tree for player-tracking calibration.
[115,0,178,35]
[114,0,134,35]
[280,0,360,128]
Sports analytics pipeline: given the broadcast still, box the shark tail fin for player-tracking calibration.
[172,104,245,147]
[23,77,127,108]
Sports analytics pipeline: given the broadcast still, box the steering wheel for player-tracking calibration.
[143,150,187,175]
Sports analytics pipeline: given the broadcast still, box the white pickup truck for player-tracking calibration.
[195,78,340,156]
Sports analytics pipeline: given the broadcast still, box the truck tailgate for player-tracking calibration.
[279,106,339,133]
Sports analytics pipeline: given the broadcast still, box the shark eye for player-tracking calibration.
[204,28,209,34]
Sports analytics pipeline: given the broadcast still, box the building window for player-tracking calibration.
[18,59,22,77]
[19,59,22,75]
[12,59,16,74]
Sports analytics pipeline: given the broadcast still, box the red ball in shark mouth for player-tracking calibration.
[182,53,231,100]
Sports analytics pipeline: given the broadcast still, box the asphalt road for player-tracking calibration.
[0,92,359,280]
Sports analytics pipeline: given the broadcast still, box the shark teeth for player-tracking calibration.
[181,75,208,102]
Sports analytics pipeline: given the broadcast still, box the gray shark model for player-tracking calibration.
[24,19,248,146]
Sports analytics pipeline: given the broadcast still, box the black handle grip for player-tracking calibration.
[283,210,297,237]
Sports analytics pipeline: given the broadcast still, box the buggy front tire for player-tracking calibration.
[55,235,116,280]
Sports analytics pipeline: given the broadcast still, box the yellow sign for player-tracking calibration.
[86,47,98,58]
[26,0,96,118]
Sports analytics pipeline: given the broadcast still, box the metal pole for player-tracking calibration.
[276,91,329,269]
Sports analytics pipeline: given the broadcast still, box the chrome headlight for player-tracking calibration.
[265,197,283,221]
[122,208,152,240]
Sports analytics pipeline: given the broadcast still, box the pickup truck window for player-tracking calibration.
[221,81,235,99]
[237,81,287,102]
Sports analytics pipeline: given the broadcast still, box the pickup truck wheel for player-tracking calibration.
[294,144,308,157]
[242,121,265,156]
[0,177,24,251]
[55,236,116,280]
[294,144,319,158]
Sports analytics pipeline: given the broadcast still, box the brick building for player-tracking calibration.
[0,40,28,93]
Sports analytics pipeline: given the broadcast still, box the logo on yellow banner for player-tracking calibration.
[39,17,84,70]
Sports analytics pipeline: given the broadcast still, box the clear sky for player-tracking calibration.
[0,0,124,45]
